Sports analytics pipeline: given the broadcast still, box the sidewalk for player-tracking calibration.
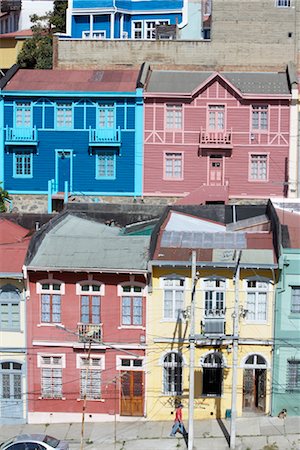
[0,416,299,450]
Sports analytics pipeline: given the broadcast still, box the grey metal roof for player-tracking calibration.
[28,214,150,271]
[160,231,247,249]
[146,70,290,95]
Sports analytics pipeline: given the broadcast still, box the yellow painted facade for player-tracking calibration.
[146,266,275,421]
[0,38,25,69]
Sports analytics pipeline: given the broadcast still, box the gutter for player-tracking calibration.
[178,0,188,29]
[27,266,148,274]
[149,260,278,270]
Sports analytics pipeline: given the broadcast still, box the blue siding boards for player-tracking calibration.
[1,68,144,198]
[68,0,183,39]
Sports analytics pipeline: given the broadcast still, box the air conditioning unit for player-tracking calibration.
[203,317,225,336]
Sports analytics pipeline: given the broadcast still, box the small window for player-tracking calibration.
[132,21,143,39]
[120,284,144,326]
[291,287,300,313]
[164,152,183,180]
[249,154,268,181]
[96,153,116,179]
[82,30,106,39]
[163,278,185,320]
[208,105,225,130]
[56,102,72,128]
[166,104,182,129]
[13,152,33,178]
[252,105,268,130]
[15,101,31,127]
[286,360,300,392]
[276,0,291,7]
[0,285,21,330]
[98,105,114,128]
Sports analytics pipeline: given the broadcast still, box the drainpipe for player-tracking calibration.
[287,63,298,198]
[65,0,72,36]
[111,0,117,39]
[178,0,188,29]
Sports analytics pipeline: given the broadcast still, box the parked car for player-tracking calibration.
[0,434,69,450]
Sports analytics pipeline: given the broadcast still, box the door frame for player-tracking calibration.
[242,353,268,414]
[55,149,73,192]
[207,154,225,186]
[0,360,25,423]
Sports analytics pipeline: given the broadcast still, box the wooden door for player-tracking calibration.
[243,368,255,410]
[120,371,144,416]
[256,369,266,412]
[209,157,223,186]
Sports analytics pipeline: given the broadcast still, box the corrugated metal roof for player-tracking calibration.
[146,70,290,95]
[161,230,247,249]
[27,214,150,271]
[4,69,140,92]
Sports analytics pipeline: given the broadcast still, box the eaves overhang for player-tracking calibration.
[27,266,148,274]
[0,272,23,279]
[149,260,278,270]
[144,92,291,101]
[2,91,137,98]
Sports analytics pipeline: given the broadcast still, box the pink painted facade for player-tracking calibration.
[143,73,291,202]
[26,270,147,422]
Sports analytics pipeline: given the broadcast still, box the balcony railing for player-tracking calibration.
[199,128,232,148]
[77,323,102,343]
[203,309,226,336]
[5,126,38,145]
[89,126,121,146]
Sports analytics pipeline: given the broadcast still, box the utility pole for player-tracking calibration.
[230,251,242,449]
[188,250,197,450]
[80,338,92,450]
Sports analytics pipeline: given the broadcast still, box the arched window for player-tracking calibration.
[0,285,21,330]
[163,352,183,395]
[244,354,267,367]
[202,352,223,397]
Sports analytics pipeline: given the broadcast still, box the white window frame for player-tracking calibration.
[0,285,21,330]
[245,279,269,323]
[276,0,291,7]
[15,101,31,128]
[131,19,170,39]
[161,276,185,321]
[132,20,143,39]
[118,282,145,327]
[95,152,116,180]
[164,152,183,180]
[82,30,106,39]
[37,279,64,325]
[162,351,183,396]
[251,105,268,131]
[166,104,183,129]
[208,105,225,130]
[203,278,226,316]
[38,353,65,400]
[56,102,73,129]
[291,286,300,314]
[76,354,104,400]
[248,153,269,182]
[116,356,145,371]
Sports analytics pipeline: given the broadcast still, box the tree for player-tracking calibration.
[0,183,10,213]
[17,0,67,69]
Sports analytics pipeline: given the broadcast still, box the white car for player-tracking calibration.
[0,434,69,450]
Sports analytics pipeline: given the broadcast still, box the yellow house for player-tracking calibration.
[0,218,30,424]
[146,208,277,421]
[0,29,32,69]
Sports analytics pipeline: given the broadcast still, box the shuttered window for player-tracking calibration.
[291,287,300,313]
[163,352,183,395]
[40,356,63,399]
[80,357,102,400]
[286,360,300,392]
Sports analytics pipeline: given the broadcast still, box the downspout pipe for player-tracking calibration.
[178,0,188,29]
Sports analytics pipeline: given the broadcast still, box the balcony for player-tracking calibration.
[5,126,38,146]
[77,323,102,343]
[89,126,121,147]
[199,128,232,149]
[202,309,226,337]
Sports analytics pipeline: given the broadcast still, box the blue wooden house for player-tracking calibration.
[0,65,144,211]
[65,0,210,40]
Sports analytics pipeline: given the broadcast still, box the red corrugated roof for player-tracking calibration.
[4,69,140,92]
[0,219,30,273]
[0,29,32,38]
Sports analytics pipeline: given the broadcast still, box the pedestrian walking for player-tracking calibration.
[170,403,188,447]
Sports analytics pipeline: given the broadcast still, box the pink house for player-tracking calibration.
[24,212,150,423]
[143,67,292,203]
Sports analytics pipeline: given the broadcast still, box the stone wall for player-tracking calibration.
[54,0,300,71]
